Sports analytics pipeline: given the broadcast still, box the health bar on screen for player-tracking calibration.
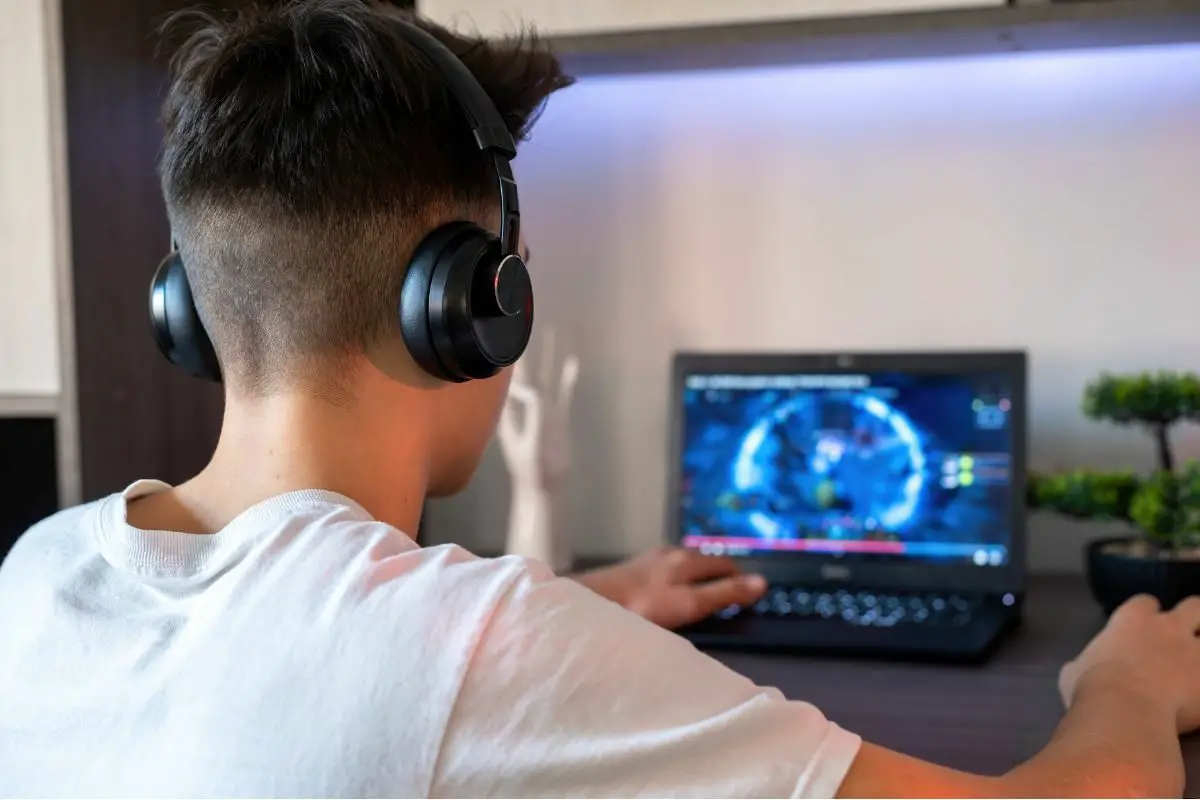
[683,535,1002,558]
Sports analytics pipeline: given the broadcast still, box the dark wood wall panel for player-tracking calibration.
[62,0,226,500]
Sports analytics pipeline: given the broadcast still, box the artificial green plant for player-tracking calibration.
[1027,372,1200,550]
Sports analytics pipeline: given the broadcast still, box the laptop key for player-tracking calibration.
[735,586,988,630]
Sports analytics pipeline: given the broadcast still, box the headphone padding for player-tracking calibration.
[400,221,488,382]
[149,252,222,382]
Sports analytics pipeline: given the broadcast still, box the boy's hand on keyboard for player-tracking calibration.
[573,547,768,630]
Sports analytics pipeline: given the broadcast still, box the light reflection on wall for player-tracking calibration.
[433,44,1200,571]
[527,43,1200,145]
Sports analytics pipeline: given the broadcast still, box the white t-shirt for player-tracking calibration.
[0,480,860,798]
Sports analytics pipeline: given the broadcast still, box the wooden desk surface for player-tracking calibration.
[710,575,1200,796]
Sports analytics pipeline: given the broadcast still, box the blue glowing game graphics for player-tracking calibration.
[679,372,1013,565]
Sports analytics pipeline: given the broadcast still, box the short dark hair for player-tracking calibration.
[158,0,572,392]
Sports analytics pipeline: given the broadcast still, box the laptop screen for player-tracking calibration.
[677,368,1016,568]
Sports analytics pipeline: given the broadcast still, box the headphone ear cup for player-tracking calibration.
[401,221,534,383]
[400,222,479,382]
[149,252,222,382]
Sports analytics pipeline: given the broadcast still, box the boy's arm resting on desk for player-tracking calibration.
[570,551,1191,797]
[435,563,1192,799]
[839,594,1193,799]
[840,703,1182,799]
[434,562,860,798]
[1007,667,1183,797]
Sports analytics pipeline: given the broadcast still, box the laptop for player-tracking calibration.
[669,351,1027,663]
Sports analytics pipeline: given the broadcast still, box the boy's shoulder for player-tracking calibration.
[0,491,548,615]
[1,498,106,572]
[221,501,555,634]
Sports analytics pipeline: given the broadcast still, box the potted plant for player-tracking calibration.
[1028,371,1200,614]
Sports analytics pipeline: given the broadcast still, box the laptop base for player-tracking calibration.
[680,605,1022,665]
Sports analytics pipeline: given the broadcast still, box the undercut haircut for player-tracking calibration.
[158,0,572,393]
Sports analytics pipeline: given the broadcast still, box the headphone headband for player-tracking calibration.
[391,20,521,258]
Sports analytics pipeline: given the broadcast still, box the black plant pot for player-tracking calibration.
[1086,536,1200,615]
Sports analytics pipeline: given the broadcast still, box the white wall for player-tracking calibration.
[0,0,62,398]
[419,0,998,37]
[426,43,1200,572]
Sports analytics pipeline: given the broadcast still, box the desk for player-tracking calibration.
[708,575,1200,796]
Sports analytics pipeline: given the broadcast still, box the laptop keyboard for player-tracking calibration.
[716,586,981,628]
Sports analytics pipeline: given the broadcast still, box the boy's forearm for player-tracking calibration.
[568,566,625,605]
[1002,670,1184,797]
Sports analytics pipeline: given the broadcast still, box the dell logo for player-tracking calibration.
[820,564,852,581]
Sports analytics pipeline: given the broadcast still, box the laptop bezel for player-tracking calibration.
[666,350,1028,595]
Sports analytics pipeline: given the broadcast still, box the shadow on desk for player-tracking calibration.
[710,575,1200,797]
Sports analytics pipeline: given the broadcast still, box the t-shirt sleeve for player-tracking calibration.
[430,562,861,799]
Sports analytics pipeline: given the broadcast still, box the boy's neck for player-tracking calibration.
[129,390,432,537]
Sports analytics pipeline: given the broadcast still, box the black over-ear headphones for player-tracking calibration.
[149,19,533,384]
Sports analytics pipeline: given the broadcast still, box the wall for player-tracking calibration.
[0,0,63,399]
[426,43,1200,573]
[0,0,80,509]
